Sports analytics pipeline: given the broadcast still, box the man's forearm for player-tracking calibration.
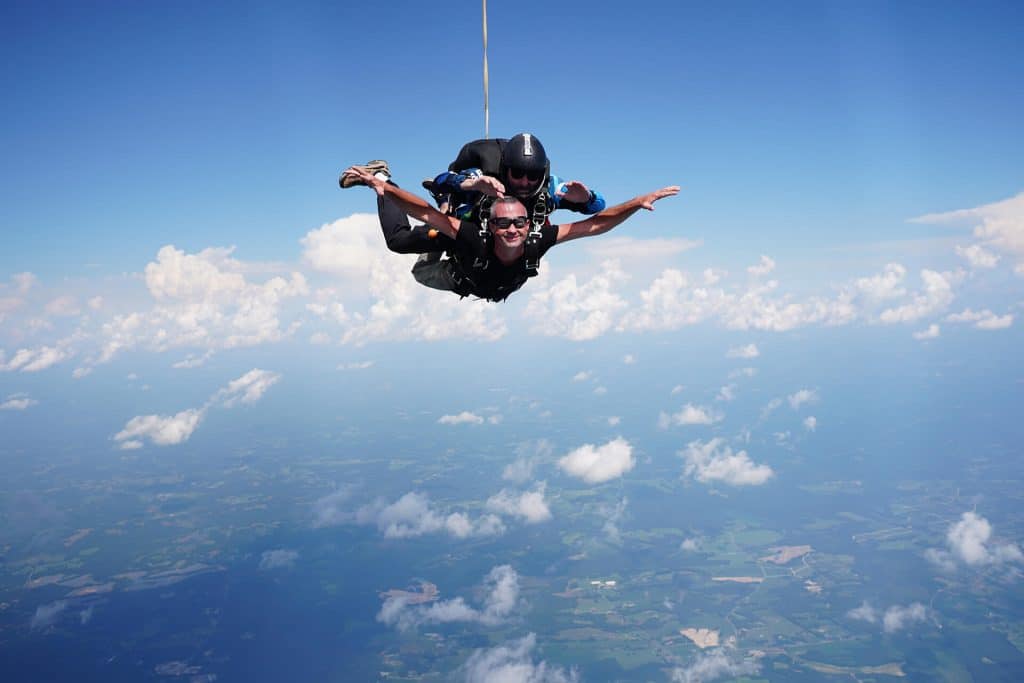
[578,196,646,236]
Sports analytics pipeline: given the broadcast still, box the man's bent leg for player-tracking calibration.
[377,192,453,254]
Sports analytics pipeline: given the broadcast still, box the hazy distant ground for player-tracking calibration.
[1,329,1023,681]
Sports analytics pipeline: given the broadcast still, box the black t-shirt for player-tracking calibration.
[447,220,559,302]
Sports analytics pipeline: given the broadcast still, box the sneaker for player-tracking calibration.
[339,160,390,188]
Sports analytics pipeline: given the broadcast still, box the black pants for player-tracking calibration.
[377,190,458,292]
[377,189,455,254]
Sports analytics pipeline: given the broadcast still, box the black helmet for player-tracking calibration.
[500,133,549,199]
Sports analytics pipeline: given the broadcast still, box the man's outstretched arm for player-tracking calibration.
[555,186,679,244]
[343,166,462,239]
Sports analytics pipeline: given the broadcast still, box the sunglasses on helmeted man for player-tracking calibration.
[490,216,529,228]
[508,168,544,182]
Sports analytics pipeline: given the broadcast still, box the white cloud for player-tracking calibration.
[487,485,552,524]
[461,633,578,683]
[87,296,103,310]
[726,343,759,359]
[84,245,308,369]
[439,411,485,425]
[623,354,636,364]
[760,397,783,420]
[680,438,773,487]
[911,191,1024,266]
[172,351,214,369]
[945,308,1013,330]
[30,601,67,630]
[913,324,940,340]
[525,259,629,340]
[729,367,757,379]
[803,416,817,432]
[847,601,930,633]
[856,263,907,300]
[929,512,1024,569]
[113,409,204,449]
[702,268,727,285]
[379,565,521,631]
[1,394,38,411]
[593,386,607,396]
[357,492,504,539]
[259,549,299,570]
[747,255,776,277]
[882,603,929,633]
[45,296,80,317]
[112,369,279,449]
[338,360,374,370]
[311,488,352,528]
[607,416,621,426]
[558,437,635,484]
[680,537,700,552]
[13,272,37,294]
[0,345,70,373]
[671,646,759,683]
[571,371,591,382]
[659,403,722,427]
[955,244,1000,269]
[214,368,281,407]
[671,384,685,395]
[788,389,818,410]
[878,269,962,323]
[716,384,736,402]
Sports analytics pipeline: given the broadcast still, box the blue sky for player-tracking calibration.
[1,1,1022,405]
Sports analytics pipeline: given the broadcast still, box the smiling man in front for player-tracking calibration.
[341,163,678,303]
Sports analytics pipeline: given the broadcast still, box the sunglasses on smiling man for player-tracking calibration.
[490,216,529,228]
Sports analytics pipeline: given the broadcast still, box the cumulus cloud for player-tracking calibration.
[0,345,70,373]
[112,368,280,449]
[113,409,204,450]
[926,512,1023,570]
[524,260,629,340]
[311,488,352,528]
[1,394,38,410]
[680,438,773,486]
[571,371,591,382]
[259,549,299,570]
[877,268,962,323]
[680,537,701,552]
[172,351,214,369]
[671,645,759,683]
[461,633,578,683]
[716,384,736,402]
[788,389,818,410]
[30,601,67,630]
[726,343,759,359]
[803,416,817,432]
[303,214,508,345]
[623,354,636,364]
[439,411,485,425]
[945,308,1013,330]
[487,485,552,524]
[379,565,521,631]
[846,601,930,633]
[558,437,635,484]
[357,492,504,539]
[607,416,620,426]
[214,369,281,407]
[338,360,374,370]
[747,255,776,277]
[955,244,1000,269]
[911,191,1024,269]
[659,403,722,427]
[913,324,940,340]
